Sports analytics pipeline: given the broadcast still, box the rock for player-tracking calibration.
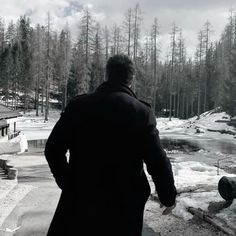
[8,168,18,180]
[5,165,14,174]
[218,176,236,201]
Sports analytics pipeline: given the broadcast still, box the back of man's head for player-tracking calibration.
[106,54,134,86]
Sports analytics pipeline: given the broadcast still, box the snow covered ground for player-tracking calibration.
[17,109,61,141]
[11,109,236,230]
[0,133,28,155]
[154,110,236,228]
[157,109,236,141]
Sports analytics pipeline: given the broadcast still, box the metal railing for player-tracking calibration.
[8,131,21,140]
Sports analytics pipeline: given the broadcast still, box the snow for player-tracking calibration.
[156,117,187,132]
[0,184,35,227]
[174,191,221,220]
[0,133,28,155]
[17,109,60,141]
[9,108,236,229]
[174,161,228,188]
[172,161,235,220]
[147,160,236,221]
[153,110,236,226]
[157,109,236,141]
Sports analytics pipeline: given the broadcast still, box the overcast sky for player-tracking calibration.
[0,0,235,59]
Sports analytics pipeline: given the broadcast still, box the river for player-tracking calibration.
[28,135,236,174]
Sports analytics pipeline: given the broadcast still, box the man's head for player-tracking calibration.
[106,54,135,86]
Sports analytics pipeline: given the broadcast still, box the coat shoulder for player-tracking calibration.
[138,99,152,109]
[70,93,88,102]
[68,93,91,106]
[63,94,89,113]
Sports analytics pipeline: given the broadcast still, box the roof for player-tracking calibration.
[0,104,22,120]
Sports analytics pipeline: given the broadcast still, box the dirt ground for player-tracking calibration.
[143,200,229,236]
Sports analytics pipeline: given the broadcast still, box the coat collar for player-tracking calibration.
[96,81,137,98]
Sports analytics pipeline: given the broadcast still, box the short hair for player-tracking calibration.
[106,54,134,86]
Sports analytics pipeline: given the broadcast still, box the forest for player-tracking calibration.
[0,4,236,121]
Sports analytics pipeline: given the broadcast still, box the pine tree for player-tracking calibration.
[18,16,32,113]
[196,30,204,119]
[44,12,52,121]
[150,17,160,111]
[57,27,71,110]
[123,8,133,57]
[0,18,5,54]
[103,26,110,61]
[169,23,178,120]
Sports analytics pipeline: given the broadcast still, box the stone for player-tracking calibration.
[8,168,18,180]
[218,176,236,201]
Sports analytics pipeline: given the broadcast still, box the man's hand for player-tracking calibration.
[161,203,176,215]
[155,193,176,215]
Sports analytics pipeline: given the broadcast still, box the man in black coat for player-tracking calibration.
[45,54,177,236]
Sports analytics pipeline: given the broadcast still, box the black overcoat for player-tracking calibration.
[45,81,176,236]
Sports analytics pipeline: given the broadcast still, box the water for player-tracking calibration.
[28,139,47,152]
[161,139,201,153]
[161,136,236,173]
[161,137,236,155]
[194,139,236,155]
[28,137,236,155]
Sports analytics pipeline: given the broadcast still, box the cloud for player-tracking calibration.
[0,0,235,59]
[0,0,107,40]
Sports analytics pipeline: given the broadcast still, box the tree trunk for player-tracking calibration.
[45,12,51,122]
[41,82,44,114]
[45,69,49,121]
[177,82,180,118]
[182,91,185,119]
[169,91,172,121]
[197,77,201,119]
[36,72,40,116]
[186,93,189,118]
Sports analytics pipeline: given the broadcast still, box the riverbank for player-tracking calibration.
[157,109,236,141]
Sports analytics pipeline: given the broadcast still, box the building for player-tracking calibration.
[0,104,21,141]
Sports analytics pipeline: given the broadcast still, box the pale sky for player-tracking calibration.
[0,0,235,59]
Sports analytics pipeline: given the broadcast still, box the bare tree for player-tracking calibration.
[58,26,71,110]
[32,24,44,116]
[104,26,110,61]
[150,17,160,111]
[169,23,178,121]
[123,8,133,57]
[202,20,213,112]
[196,30,204,119]
[44,12,52,121]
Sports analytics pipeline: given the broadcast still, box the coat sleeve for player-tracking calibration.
[44,104,72,190]
[142,109,177,207]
